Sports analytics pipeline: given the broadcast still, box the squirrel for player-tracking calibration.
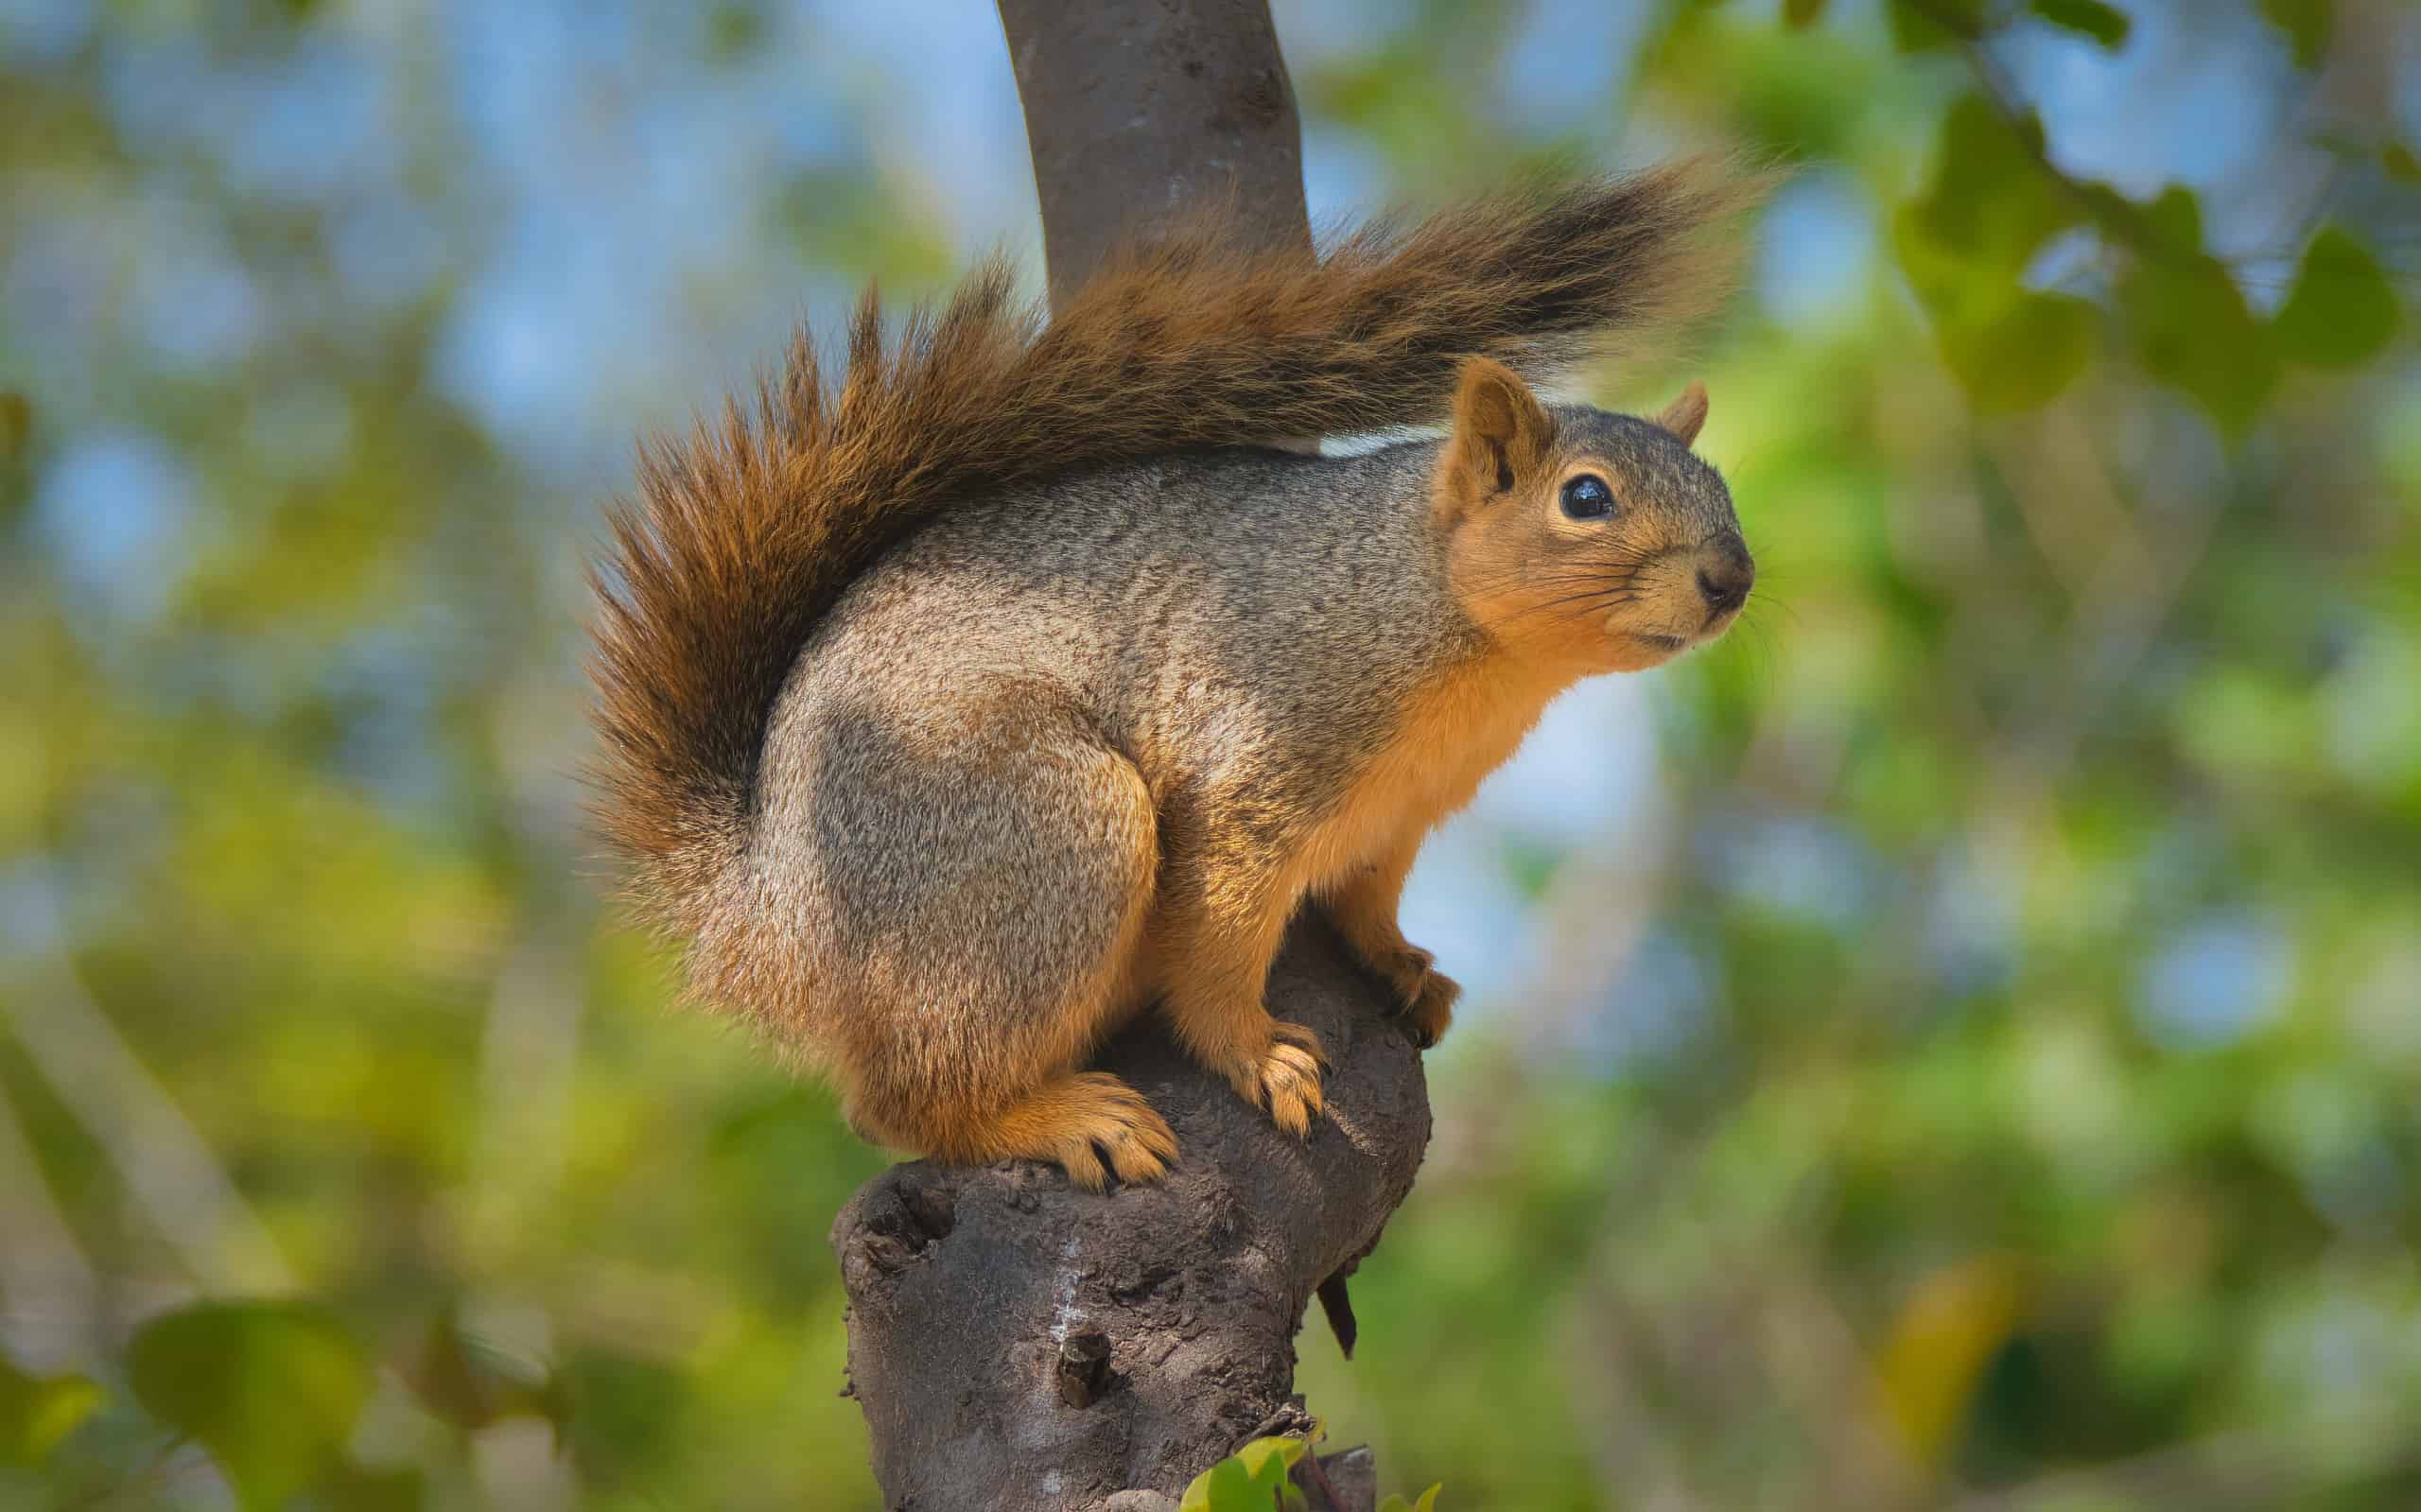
[588,161,1765,1190]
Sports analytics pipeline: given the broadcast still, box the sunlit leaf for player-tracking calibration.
[1226,1436,1310,1510]
[0,1355,103,1468]
[1233,1435,1308,1479]
[1873,1256,2032,1467]
[2272,226,2400,369]
[126,1301,374,1509]
[1179,1452,1264,1512]
[2030,0,2131,48]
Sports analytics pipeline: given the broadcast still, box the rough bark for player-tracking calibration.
[834,921,1429,1509]
[832,10,1432,1508]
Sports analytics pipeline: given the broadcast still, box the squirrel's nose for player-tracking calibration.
[1696,547,1754,617]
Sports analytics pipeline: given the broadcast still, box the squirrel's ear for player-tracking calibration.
[1441,358,1554,517]
[1655,381,1710,447]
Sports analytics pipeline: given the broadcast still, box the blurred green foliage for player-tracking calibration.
[3,0,2418,1507]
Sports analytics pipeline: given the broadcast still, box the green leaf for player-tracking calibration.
[1898,96,2078,293]
[126,1301,374,1510]
[2123,253,2278,436]
[1893,103,2101,415]
[2140,184,2204,256]
[0,1354,103,1468]
[1233,1435,1308,1472]
[1236,1437,1303,1510]
[1413,1486,1444,1512]
[1234,1434,1308,1481]
[1935,291,2100,412]
[1179,1453,1265,1512]
[2273,226,2401,369]
[2030,0,2131,48]
[2259,0,2333,68]
[2385,142,2421,184]
[1784,0,1830,26]
[1887,0,1984,49]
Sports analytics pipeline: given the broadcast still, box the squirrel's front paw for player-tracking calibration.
[1368,942,1459,1050]
[1220,1021,1328,1138]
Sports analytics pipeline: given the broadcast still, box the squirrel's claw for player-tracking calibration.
[1362,940,1458,1050]
[1233,1022,1326,1138]
[1032,1072,1179,1190]
[1273,1017,1330,1069]
[1400,969,1457,1050]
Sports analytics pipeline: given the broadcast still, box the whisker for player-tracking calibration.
[1498,590,1629,620]
[1494,586,1647,625]
[1466,564,1655,598]
[1740,591,1801,629]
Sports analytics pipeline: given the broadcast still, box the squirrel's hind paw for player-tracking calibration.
[983,1071,1178,1191]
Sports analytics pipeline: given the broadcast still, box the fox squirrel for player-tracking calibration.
[589,162,1764,1189]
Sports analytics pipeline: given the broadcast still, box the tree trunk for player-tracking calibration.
[994,0,1312,310]
[829,20,1432,1507]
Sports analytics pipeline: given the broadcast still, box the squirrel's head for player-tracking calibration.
[1434,357,1751,675]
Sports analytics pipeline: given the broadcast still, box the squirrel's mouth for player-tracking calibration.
[1635,601,1744,655]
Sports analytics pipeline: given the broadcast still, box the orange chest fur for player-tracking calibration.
[1298,652,1562,895]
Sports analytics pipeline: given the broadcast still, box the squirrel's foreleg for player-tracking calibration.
[1319,839,1458,1050]
[1150,843,1329,1136]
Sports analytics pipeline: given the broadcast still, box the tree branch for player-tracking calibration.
[834,921,1428,1509]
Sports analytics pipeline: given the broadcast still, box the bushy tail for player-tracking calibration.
[588,158,1766,922]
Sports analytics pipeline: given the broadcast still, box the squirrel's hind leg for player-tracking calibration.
[793,696,1172,1188]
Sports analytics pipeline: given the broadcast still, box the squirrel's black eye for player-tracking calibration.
[1559,474,1615,519]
